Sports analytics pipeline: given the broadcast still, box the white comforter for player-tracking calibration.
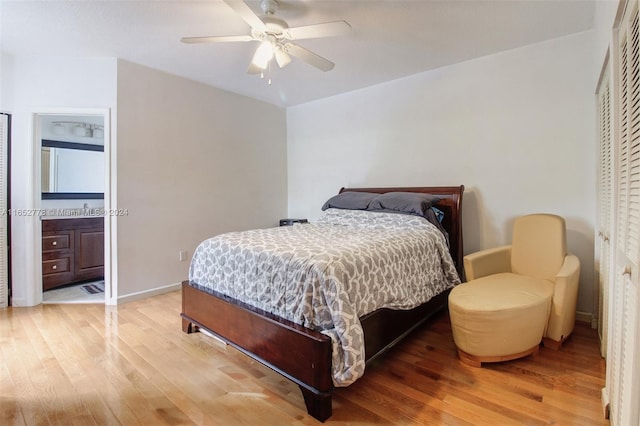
[189,209,460,386]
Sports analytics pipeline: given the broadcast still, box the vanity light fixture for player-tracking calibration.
[73,124,89,137]
[51,121,104,139]
[52,123,65,135]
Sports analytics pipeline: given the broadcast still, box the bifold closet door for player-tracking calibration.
[607,0,640,424]
[596,62,613,358]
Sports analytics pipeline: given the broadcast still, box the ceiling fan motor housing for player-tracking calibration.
[261,0,279,16]
[262,16,288,35]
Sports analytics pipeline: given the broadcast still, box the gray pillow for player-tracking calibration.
[321,191,379,211]
[368,192,441,217]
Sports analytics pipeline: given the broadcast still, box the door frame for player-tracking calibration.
[26,107,117,305]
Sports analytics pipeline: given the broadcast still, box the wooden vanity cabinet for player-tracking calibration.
[42,218,104,291]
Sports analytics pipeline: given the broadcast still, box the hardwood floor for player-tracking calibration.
[0,290,608,425]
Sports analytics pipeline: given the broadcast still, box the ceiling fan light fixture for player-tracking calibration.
[275,48,291,68]
[252,41,275,70]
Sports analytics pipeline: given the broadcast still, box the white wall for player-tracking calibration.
[115,60,287,299]
[2,55,287,305]
[287,31,597,316]
[1,55,117,306]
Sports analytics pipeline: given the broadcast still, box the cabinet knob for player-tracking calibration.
[52,265,57,270]
[52,241,57,246]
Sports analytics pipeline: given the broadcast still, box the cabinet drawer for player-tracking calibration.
[43,233,71,251]
[42,258,71,275]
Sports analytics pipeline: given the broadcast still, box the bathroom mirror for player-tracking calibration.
[41,140,104,199]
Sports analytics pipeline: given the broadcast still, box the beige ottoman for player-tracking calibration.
[448,273,554,367]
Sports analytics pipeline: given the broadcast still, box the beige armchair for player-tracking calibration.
[448,214,580,367]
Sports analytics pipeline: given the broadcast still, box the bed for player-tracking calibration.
[181,185,464,421]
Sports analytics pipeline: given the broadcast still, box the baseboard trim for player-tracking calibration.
[9,297,27,307]
[601,387,610,419]
[576,311,593,326]
[117,282,181,305]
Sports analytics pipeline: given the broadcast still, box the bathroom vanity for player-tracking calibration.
[42,217,104,291]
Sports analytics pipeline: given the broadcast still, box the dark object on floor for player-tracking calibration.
[81,282,105,295]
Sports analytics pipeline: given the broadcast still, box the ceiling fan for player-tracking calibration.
[181,0,351,75]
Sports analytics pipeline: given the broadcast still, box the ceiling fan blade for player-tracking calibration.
[284,43,334,72]
[283,21,351,40]
[181,35,254,44]
[223,0,266,31]
[274,49,291,68]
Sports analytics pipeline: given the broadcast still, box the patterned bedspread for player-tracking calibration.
[189,209,460,386]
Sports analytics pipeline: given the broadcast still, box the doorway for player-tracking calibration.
[39,114,106,304]
[27,109,115,305]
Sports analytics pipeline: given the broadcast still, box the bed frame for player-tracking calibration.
[181,185,464,422]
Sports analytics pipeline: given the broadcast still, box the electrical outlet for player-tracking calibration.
[179,250,188,262]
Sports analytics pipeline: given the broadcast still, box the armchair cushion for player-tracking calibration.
[511,214,567,281]
[449,273,553,358]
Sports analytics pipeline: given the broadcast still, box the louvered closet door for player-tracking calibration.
[608,0,640,424]
[0,114,8,309]
[597,64,613,357]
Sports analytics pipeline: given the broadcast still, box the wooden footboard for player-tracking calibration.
[181,282,334,421]
[182,282,451,422]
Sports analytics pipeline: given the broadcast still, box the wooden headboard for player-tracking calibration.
[339,186,465,279]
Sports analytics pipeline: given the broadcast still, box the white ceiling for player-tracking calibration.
[1,0,595,107]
